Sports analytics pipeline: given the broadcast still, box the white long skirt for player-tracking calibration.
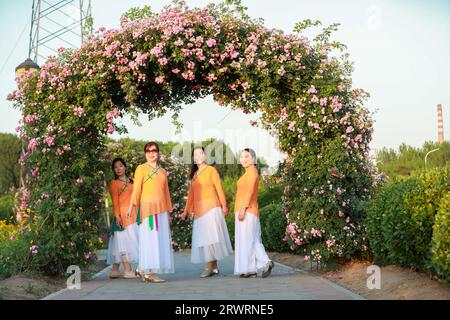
[191,206,233,264]
[234,211,270,274]
[106,223,139,265]
[138,212,174,274]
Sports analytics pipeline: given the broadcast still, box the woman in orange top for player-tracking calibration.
[181,146,233,278]
[127,142,174,283]
[106,158,139,279]
[234,148,273,278]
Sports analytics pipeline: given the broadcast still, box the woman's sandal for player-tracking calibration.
[143,274,166,283]
[200,268,212,278]
[123,271,138,279]
[200,268,219,278]
[109,270,121,279]
[239,272,257,278]
[262,261,274,278]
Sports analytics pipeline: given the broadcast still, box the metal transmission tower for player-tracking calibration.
[28,0,93,64]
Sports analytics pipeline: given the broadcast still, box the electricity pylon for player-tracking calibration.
[28,0,93,64]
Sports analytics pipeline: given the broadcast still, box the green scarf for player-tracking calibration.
[138,163,160,231]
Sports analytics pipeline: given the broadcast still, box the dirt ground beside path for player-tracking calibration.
[268,252,450,300]
[0,274,65,300]
[0,260,107,300]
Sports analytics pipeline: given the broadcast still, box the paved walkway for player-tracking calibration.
[43,251,364,300]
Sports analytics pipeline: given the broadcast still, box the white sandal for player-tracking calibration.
[123,271,138,279]
[110,270,121,279]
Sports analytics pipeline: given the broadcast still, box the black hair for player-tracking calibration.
[189,146,205,180]
[111,157,133,183]
[144,141,159,153]
[242,148,257,166]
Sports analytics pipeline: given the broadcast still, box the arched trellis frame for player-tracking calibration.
[8,0,376,274]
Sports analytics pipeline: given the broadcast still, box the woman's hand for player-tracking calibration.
[181,210,188,221]
[222,205,229,217]
[126,205,133,219]
[238,207,246,222]
[115,215,123,228]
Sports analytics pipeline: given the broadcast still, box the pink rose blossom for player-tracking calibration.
[307,85,317,94]
[288,121,296,132]
[326,239,335,248]
[31,167,39,177]
[27,138,39,151]
[106,124,115,134]
[158,57,168,65]
[44,136,55,147]
[155,75,165,84]
[206,38,216,47]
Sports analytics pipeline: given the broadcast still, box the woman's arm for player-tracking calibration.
[212,168,228,214]
[109,181,122,226]
[239,170,258,211]
[163,170,173,212]
[128,165,143,216]
[109,181,120,218]
[185,183,194,214]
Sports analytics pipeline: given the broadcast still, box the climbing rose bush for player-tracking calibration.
[8,0,376,273]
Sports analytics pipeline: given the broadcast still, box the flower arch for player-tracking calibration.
[8,1,375,274]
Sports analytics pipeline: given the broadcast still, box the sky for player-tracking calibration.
[0,0,449,167]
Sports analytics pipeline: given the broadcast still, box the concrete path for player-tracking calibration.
[43,251,364,300]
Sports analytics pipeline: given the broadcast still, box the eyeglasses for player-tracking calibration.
[145,149,158,154]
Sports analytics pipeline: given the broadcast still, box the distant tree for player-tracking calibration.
[121,5,154,21]
[0,133,21,194]
[103,137,268,179]
[376,141,450,178]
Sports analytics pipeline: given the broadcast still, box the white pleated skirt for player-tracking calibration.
[138,212,174,274]
[106,223,139,265]
[191,206,233,264]
[234,211,270,274]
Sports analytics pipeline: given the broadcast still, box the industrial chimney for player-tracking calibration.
[437,104,444,143]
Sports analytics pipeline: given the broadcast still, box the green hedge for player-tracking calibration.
[431,193,449,282]
[0,220,31,279]
[0,234,30,279]
[0,194,14,221]
[258,183,283,208]
[260,203,289,252]
[366,167,449,280]
[226,212,236,247]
